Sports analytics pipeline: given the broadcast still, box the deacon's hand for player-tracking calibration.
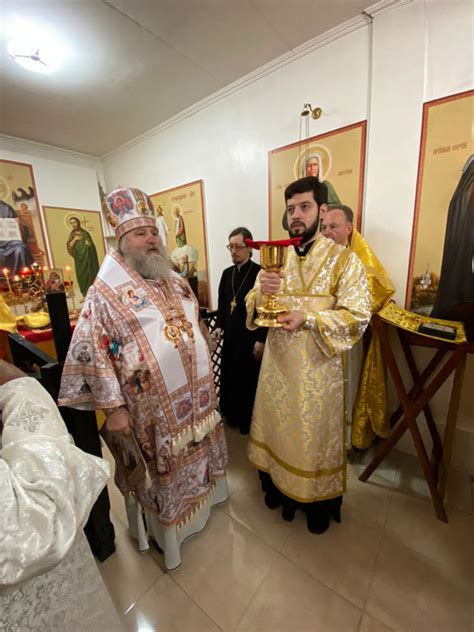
[253,341,265,360]
[105,406,133,435]
[0,359,27,386]
[277,311,305,332]
[260,271,282,294]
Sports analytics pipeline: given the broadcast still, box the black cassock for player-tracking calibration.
[216,259,266,434]
[431,160,474,339]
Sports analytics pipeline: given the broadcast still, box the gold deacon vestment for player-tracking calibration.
[246,235,370,502]
[349,229,396,449]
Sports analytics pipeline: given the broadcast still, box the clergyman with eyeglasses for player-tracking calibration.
[213,227,267,435]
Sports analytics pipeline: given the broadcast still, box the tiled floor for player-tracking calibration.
[99,427,474,632]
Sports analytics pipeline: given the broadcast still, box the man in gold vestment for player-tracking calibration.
[321,205,396,450]
[246,178,370,534]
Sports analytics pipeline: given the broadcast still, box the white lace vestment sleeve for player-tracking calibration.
[0,377,110,586]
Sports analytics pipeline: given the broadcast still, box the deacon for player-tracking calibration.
[59,187,229,571]
[246,177,370,534]
[321,204,395,450]
[214,227,266,434]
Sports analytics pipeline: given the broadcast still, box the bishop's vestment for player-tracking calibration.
[59,252,228,570]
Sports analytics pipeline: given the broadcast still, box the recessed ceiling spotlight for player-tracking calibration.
[7,23,63,74]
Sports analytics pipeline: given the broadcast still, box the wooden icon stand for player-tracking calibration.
[359,313,471,523]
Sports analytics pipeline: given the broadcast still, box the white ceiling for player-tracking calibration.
[0,0,369,157]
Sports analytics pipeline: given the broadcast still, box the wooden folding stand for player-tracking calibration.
[358,312,471,523]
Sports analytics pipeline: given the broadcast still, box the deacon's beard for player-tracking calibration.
[288,216,320,245]
[119,239,171,281]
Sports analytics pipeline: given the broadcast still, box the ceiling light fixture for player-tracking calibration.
[7,24,63,74]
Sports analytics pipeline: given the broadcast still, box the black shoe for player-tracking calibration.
[306,508,331,534]
[258,471,272,493]
[327,496,342,524]
[281,502,296,522]
[264,489,283,510]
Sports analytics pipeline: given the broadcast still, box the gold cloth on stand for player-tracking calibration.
[377,302,466,344]
[0,294,17,333]
[20,312,51,330]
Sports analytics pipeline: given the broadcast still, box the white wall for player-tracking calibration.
[425,0,473,101]
[363,0,426,303]
[103,25,370,306]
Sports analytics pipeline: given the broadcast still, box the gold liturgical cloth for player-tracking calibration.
[0,294,16,333]
[350,229,396,450]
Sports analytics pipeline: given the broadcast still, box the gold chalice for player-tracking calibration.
[246,238,301,328]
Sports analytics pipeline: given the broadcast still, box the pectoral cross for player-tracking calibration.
[230,297,237,314]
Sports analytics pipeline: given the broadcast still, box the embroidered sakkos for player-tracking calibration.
[59,252,228,530]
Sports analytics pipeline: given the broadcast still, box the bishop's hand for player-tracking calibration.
[0,359,27,386]
[104,406,133,435]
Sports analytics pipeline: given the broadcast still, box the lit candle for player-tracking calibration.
[2,268,12,293]
[13,275,21,292]
[64,266,71,283]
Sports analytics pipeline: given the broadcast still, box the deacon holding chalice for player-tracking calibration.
[245,176,370,534]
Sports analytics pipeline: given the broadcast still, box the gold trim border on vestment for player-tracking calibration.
[249,436,345,478]
[248,462,347,503]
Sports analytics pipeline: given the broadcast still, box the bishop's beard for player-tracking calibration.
[119,240,171,281]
